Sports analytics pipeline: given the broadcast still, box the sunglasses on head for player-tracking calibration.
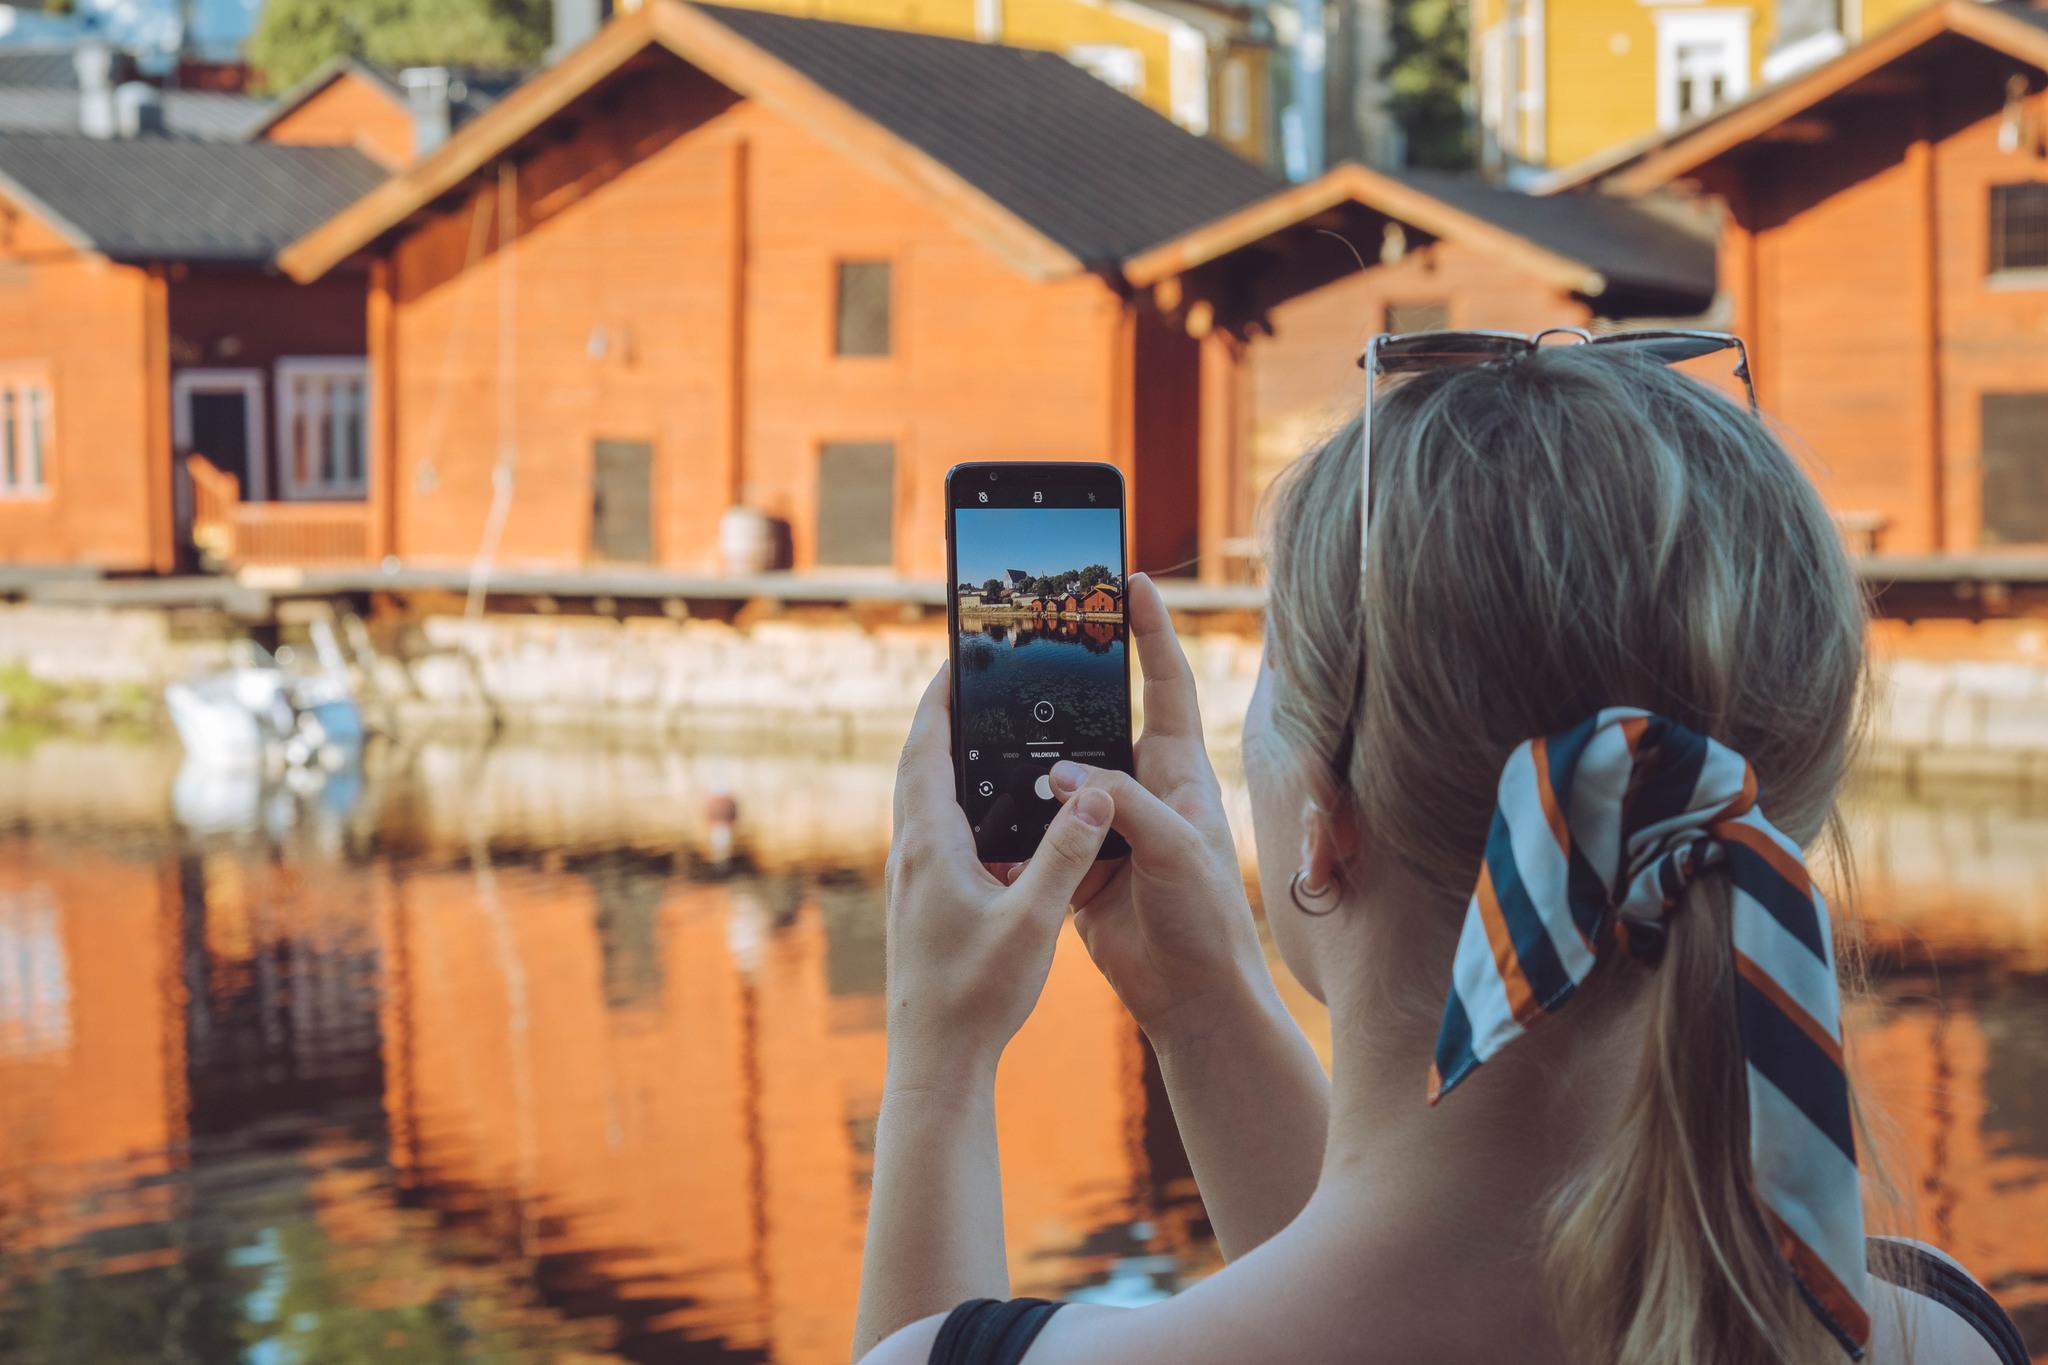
[1326,326,1756,779]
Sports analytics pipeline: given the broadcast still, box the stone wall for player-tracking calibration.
[3,603,2046,783]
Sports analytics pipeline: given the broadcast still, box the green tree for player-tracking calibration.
[1075,563,1113,590]
[982,578,1002,596]
[1384,0,1472,170]
[247,0,551,91]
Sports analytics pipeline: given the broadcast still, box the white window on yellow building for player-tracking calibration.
[1222,52,1250,143]
[1067,43,1145,97]
[1655,9,1751,130]
[1169,26,1209,135]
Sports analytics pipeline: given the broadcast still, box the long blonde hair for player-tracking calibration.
[1263,348,1872,1365]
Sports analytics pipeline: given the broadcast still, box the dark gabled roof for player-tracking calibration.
[0,132,387,261]
[697,4,1282,265]
[1388,168,1717,304]
[1123,160,1716,310]
[0,86,270,138]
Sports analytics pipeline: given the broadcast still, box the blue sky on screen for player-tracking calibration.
[954,508,1123,587]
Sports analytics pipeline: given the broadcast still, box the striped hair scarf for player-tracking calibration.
[1429,707,1869,1356]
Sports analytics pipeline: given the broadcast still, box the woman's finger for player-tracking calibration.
[892,663,957,827]
[1007,787,1113,914]
[1047,761,1196,854]
[1127,574,1205,741]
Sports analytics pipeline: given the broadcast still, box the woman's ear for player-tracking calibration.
[1299,797,1361,894]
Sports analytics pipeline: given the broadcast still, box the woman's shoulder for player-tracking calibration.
[1866,1237,2029,1365]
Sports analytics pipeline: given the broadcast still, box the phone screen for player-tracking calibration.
[947,462,1133,864]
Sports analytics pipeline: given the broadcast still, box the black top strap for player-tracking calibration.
[1868,1237,2030,1365]
[929,1298,1067,1365]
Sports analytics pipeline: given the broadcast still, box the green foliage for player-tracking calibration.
[247,0,550,91]
[1075,564,1113,590]
[1384,0,1473,170]
[982,578,1002,596]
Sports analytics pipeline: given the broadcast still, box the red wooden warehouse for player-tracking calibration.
[1562,0,2048,556]
[278,0,1282,582]
[0,128,382,570]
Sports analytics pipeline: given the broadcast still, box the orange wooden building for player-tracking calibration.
[0,133,384,572]
[249,59,528,169]
[276,0,1284,581]
[1562,0,2048,556]
[1123,161,1718,576]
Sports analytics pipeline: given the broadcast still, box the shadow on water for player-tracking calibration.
[0,736,2042,1360]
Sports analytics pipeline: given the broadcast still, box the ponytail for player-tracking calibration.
[1546,878,1845,1365]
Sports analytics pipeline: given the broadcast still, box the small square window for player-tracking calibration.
[835,261,892,357]
[1385,301,1450,334]
[1990,183,2048,274]
[1982,392,2048,545]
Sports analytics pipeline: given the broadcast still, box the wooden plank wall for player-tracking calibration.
[261,73,418,168]
[1242,240,1587,515]
[1725,51,2048,554]
[385,56,1129,580]
[0,207,160,570]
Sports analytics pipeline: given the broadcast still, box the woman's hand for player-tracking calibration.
[884,664,1116,1086]
[1043,576,1330,1258]
[1044,574,1269,1051]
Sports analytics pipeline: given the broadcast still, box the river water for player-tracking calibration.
[0,733,2041,1362]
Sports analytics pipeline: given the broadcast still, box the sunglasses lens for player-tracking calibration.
[1594,332,1736,365]
[1368,333,1528,374]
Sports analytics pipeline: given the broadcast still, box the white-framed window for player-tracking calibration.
[0,374,50,498]
[172,368,267,498]
[1221,53,1251,143]
[275,357,369,500]
[1656,9,1750,130]
[1067,44,1144,97]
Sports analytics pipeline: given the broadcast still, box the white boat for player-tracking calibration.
[165,624,365,770]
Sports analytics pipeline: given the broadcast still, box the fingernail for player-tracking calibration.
[1075,788,1112,828]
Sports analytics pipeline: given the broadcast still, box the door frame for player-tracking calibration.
[171,367,267,500]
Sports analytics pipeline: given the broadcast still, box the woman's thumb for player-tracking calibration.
[1007,787,1113,912]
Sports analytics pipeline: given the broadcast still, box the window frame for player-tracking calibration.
[1988,181,2048,283]
[833,259,896,360]
[0,370,53,501]
[274,356,370,501]
[814,438,899,571]
[1654,9,1752,131]
[172,367,267,500]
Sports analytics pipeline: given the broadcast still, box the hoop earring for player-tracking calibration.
[1289,869,1341,917]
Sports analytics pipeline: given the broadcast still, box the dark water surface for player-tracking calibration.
[0,734,2042,1362]
[955,620,1126,751]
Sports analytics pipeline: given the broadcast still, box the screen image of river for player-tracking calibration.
[955,618,1126,751]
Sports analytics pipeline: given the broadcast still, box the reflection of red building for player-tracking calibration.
[372,863,1161,1361]
[0,844,185,1253]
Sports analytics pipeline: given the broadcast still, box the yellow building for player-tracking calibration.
[1472,0,1935,172]
[577,0,1275,164]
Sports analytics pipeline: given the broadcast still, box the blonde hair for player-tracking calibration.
[1263,349,1872,1365]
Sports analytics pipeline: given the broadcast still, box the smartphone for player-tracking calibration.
[946,461,1133,864]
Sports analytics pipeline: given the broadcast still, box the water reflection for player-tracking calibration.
[0,738,2041,1361]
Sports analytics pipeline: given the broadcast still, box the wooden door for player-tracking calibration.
[591,439,654,562]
